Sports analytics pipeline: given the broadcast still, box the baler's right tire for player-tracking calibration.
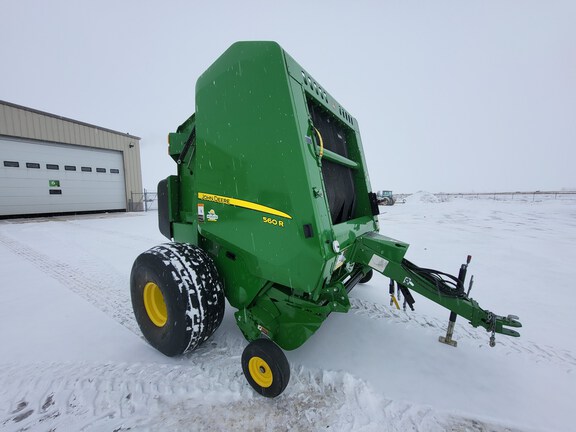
[242,339,290,398]
[359,269,373,284]
[130,243,224,357]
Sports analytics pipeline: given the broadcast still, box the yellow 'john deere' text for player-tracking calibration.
[197,192,292,219]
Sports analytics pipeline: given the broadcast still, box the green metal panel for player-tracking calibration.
[193,42,326,309]
[188,42,376,307]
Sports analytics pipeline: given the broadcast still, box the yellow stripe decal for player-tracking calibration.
[197,193,292,219]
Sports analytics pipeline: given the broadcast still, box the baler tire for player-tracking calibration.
[130,243,224,357]
[242,338,290,398]
[359,269,373,284]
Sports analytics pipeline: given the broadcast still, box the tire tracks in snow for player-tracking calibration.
[62,217,163,247]
[0,360,526,432]
[0,231,140,335]
[350,297,576,372]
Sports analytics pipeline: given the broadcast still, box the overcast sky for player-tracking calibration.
[2,0,575,193]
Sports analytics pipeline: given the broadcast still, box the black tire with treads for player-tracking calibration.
[130,243,224,357]
[359,269,373,284]
[242,338,290,398]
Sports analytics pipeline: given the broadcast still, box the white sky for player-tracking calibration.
[1,0,575,193]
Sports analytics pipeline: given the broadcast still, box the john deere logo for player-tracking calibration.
[49,180,60,187]
[207,209,219,222]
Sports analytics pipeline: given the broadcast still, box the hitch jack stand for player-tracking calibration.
[439,256,472,348]
[439,311,458,347]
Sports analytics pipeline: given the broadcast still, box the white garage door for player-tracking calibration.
[1,137,126,216]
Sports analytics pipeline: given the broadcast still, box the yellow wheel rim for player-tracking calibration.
[248,356,273,388]
[143,282,167,327]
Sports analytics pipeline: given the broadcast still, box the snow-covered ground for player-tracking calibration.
[1,196,575,431]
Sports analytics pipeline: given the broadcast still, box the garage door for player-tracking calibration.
[0,137,126,216]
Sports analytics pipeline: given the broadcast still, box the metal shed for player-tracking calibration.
[0,100,143,216]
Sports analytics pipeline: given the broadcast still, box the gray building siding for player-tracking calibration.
[0,100,143,213]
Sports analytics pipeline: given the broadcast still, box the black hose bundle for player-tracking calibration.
[401,259,467,298]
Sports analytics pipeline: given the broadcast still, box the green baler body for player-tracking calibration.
[160,41,520,351]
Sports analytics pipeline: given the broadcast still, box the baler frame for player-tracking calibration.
[131,41,521,398]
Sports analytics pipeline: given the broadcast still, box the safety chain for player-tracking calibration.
[485,311,497,347]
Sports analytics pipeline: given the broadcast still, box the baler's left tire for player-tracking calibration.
[242,339,290,398]
[359,269,373,284]
[130,243,224,357]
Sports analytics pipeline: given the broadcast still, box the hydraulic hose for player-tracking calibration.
[402,259,466,298]
[313,126,324,158]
